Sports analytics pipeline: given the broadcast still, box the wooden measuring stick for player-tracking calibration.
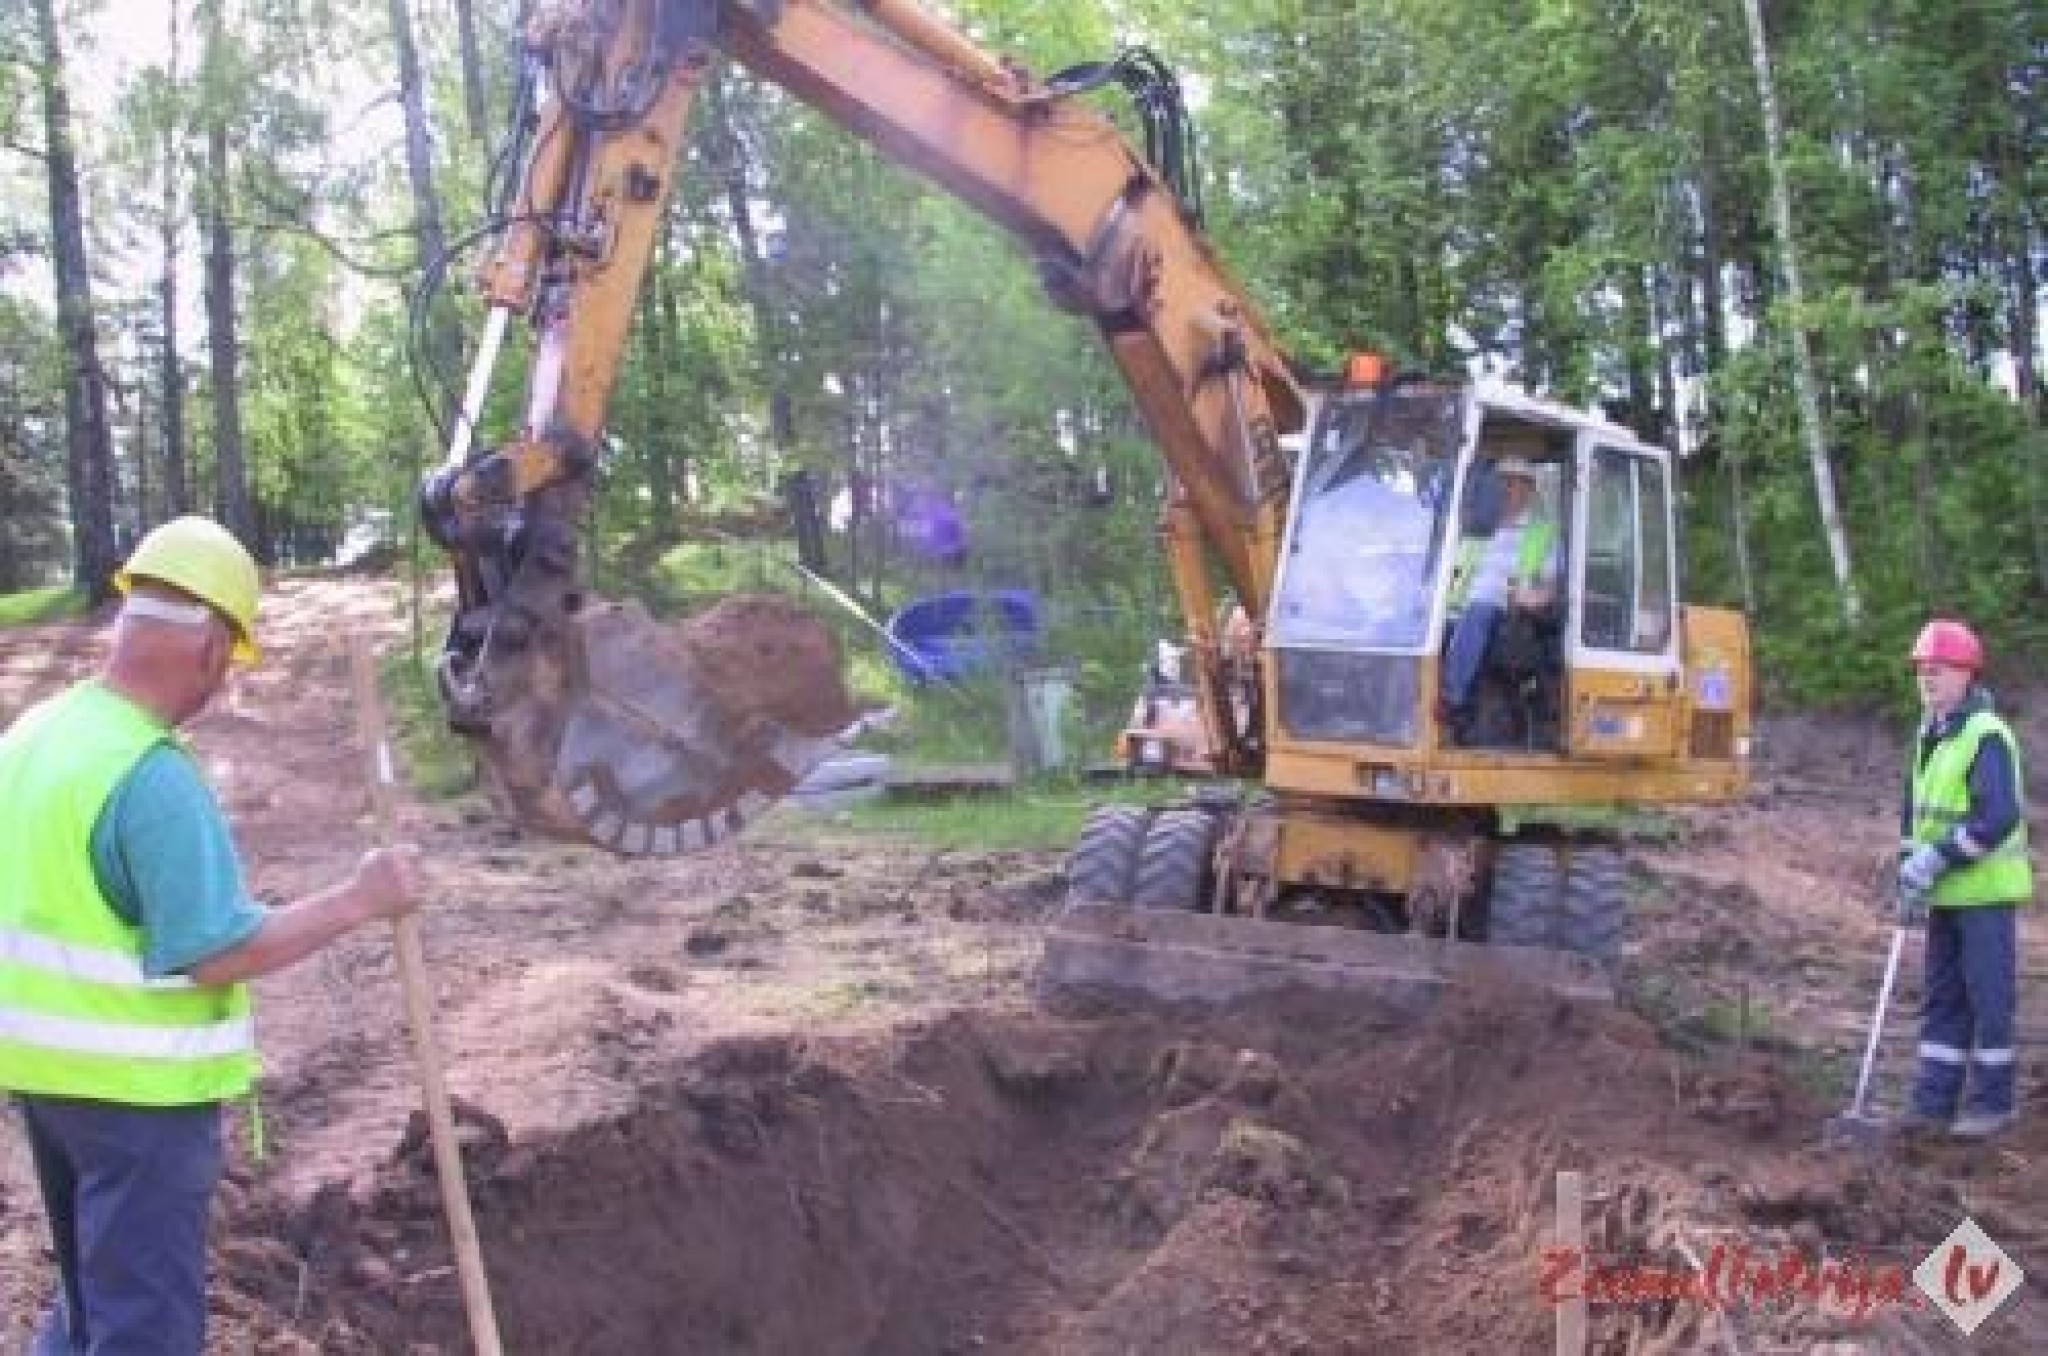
[346,633,506,1356]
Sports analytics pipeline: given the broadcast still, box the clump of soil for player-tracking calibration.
[680,592,863,737]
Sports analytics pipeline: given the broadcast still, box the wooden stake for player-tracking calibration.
[346,632,506,1356]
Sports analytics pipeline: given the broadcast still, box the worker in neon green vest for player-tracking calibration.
[1439,458,1559,741]
[0,516,424,1356]
[1894,618,2030,1140]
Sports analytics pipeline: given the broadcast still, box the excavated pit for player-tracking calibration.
[199,988,1987,1356]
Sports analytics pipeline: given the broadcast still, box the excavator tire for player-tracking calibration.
[1560,846,1628,962]
[1486,841,1625,962]
[1129,809,1220,911]
[1065,806,1152,905]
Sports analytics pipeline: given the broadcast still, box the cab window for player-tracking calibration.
[1581,447,1674,654]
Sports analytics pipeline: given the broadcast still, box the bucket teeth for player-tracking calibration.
[466,593,858,857]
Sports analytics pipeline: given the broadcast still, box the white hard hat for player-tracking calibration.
[1495,458,1540,480]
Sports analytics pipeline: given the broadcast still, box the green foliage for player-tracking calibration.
[7,0,2039,717]
[378,645,476,800]
[0,584,87,626]
[837,774,1209,852]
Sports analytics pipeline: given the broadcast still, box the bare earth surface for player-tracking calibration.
[3,576,2047,1354]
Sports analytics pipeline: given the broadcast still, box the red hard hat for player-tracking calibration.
[1911,619,1983,671]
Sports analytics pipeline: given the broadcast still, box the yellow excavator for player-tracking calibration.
[421,0,1752,1003]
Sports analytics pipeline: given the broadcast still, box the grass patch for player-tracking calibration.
[835,775,1218,852]
[1698,993,1776,1046]
[378,647,478,800]
[1498,802,1684,841]
[0,585,88,627]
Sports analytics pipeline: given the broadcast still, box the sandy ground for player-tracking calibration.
[2,576,2046,1354]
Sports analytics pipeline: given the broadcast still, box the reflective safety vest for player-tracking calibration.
[0,682,256,1103]
[1910,710,2033,907]
[1449,518,1556,610]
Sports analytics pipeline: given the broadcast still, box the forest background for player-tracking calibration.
[0,0,2040,724]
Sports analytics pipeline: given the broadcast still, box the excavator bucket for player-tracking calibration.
[471,592,861,855]
[1039,903,1613,1009]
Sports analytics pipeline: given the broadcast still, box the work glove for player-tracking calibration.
[1894,883,1930,929]
[1898,842,1946,898]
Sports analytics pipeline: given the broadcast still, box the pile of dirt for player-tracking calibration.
[185,987,1994,1355]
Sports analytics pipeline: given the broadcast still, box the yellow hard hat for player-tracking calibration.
[116,516,261,664]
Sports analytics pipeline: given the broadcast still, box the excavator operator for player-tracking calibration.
[1440,458,1560,743]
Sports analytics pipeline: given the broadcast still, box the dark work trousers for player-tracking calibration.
[1910,904,2020,1119]
[1441,599,1505,713]
[17,1095,224,1356]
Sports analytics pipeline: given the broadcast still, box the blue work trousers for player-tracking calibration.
[1441,599,1505,712]
[17,1095,224,1356]
[1910,904,2020,1119]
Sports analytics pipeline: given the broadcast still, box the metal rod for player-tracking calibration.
[1849,926,1907,1117]
[441,305,511,472]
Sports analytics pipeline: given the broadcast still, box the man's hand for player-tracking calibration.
[1898,842,1946,903]
[189,844,428,985]
[351,844,425,920]
[1895,884,1930,928]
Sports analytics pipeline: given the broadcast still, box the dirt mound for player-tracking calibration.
[182,986,1995,1355]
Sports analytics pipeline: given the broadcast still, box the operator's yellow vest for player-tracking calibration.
[1910,709,2032,907]
[0,682,257,1103]
[1449,519,1556,609]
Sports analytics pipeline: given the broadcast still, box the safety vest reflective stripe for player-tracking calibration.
[0,1008,252,1060]
[1915,805,2028,856]
[0,926,195,990]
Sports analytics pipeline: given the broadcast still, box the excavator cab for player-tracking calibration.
[1259,377,1733,791]
[1049,376,1750,1005]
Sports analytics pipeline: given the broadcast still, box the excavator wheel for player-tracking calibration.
[1561,847,1628,962]
[1129,809,1221,912]
[1066,805,1151,906]
[1486,841,1625,962]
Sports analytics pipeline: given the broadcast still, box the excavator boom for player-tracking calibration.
[424,0,1750,1009]
[427,0,1308,851]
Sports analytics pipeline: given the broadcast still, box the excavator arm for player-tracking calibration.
[424,0,1306,854]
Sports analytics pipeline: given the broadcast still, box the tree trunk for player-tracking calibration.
[203,113,252,544]
[1742,0,1860,622]
[389,0,456,375]
[643,252,681,542]
[2005,229,2041,418]
[452,0,490,144]
[34,0,121,598]
[158,0,190,518]
[386,0,456,654]
[712,78,799,480]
